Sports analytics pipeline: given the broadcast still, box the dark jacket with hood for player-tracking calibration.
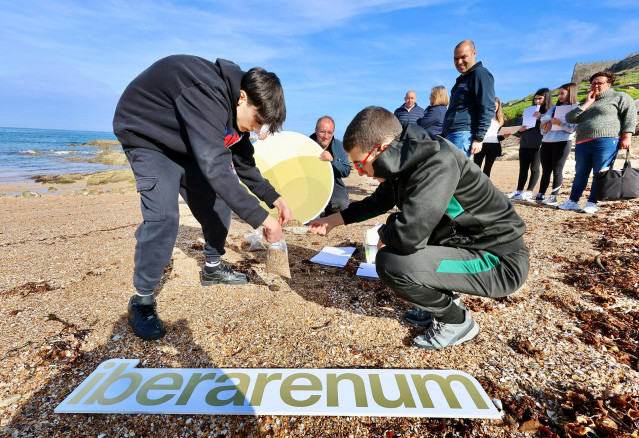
[340,124,526,256]
[309,133,351,193]
[113,55,279,229]
[442,61,495,142]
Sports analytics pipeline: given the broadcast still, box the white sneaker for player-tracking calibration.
[505,190,520,199]
[582,202,599,214]
[514,191,532,201]
[558,200,581,211]
[542,195,558,206]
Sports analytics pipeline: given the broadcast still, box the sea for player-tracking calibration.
[0,126,123,183]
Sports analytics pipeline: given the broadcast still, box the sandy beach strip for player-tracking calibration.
[1,157,638,436]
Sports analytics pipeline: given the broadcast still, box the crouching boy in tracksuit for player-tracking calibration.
[309,106,530,350]
[113,55,291,341]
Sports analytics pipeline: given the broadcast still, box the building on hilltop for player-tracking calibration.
[571,52,639,83]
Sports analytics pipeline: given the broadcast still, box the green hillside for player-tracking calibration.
[502,66,639,123]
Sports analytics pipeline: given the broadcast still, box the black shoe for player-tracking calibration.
[127,295,166,341]
[201,263,249,285]
[404,309,434,326]
[403,295,464,326]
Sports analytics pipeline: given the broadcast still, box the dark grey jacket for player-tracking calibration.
[340,124,526,256]
[113,55,279,228]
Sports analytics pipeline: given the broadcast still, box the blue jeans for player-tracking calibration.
[570,137,619,204]
[445,130,473,158]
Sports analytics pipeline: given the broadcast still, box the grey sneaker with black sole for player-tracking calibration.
[403,294,464,326]
[413,310,480,350]
[201,263,249,285]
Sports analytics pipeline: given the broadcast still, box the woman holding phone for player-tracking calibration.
[558,72,637,214]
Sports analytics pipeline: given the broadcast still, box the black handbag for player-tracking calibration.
[595,150,639,201]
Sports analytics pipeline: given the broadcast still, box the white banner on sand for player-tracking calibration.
[55,359,500,419]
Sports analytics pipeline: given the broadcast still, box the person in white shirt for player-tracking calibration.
[536,83,578,205]
[473,97,508,177]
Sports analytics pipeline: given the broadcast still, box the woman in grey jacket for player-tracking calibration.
[559,72,637,214]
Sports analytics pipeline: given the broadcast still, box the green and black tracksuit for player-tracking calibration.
[340,124,530,323]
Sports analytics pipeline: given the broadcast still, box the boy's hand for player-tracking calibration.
[272,197,292,225]
[308,213,344,236]
[262,215,283,243]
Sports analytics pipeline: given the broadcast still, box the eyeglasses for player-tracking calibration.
[355,144,382,175]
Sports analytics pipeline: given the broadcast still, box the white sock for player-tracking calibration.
[205,261,221,268]
[136,291,153,297]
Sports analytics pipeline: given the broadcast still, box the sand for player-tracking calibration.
[1,153,638,437]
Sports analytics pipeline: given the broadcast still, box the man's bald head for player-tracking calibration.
[404,90,417,109]
[454,40,477,74]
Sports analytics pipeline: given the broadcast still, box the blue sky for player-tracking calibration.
[1,0,638,136]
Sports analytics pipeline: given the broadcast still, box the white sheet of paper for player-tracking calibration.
[498,125,522,136]
[310,246,356,267]
[551,104,579,131]
[522,105,540,129]
[356,263,379,278]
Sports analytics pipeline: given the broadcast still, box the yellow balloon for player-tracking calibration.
[252,131,334,224]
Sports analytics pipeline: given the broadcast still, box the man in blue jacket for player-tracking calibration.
[310,116,352,216]
[393,91,425,125]
[442,40,495,158]
[113,55,292,341]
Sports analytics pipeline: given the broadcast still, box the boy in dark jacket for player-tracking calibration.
[309,106,530,350]
[113,55,291,341]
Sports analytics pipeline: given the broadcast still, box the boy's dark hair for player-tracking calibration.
[343,106,402,152]
[589,71,615,85]
[241,68,286,133]
[534,88,553,114]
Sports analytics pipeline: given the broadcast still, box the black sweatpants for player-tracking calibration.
[539,141,571,196]
[125,147,232,295]
[517,147,541,192]
[473,142,501,177]
[376,242,530,323]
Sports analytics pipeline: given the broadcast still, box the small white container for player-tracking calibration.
[364,223,382,264]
